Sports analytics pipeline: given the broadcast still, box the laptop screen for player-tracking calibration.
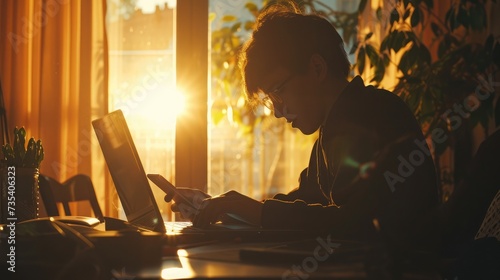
[92,110,165,232]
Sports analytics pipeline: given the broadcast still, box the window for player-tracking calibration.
[106,0,178,220]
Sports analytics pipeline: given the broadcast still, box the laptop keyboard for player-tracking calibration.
[164,221,196,234]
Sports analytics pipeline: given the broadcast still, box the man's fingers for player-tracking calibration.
[193,199,218,228]
[192,198,236,228]
[164,193,175,203]
[171,203,179,212]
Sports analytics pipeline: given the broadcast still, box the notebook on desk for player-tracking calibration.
[91,110,314,243]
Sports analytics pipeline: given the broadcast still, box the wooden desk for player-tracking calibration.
[134,241,442,280]
[1,220,443,279]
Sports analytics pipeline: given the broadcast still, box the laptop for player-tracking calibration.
[92,109,168,233]
[92,110,325,244]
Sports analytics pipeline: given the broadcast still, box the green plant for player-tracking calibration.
[355,0,499,139]
[1,127,44,168]
[352,0,500,199]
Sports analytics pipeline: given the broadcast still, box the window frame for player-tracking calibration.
[175,0,209,191]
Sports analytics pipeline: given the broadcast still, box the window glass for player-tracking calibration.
[106,0,177,220]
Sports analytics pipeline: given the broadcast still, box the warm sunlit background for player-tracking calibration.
[1,0,498,233]
[107,0,178,219]
[105,0,357,220]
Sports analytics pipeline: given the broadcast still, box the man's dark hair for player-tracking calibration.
[239,4,350,102]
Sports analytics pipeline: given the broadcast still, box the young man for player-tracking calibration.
[167,6,439,251]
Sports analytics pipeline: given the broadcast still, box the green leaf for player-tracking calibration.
[365,44,379,67]
[403,9,411,20]
[364,32,373,41]
[399,52,411,74]
[457,7,469,29]
[2,144,14,164]
[376,7,383,21]
[344,28,354,47]
[431,22,442,37]
[357,47,366,74]
[380,34,389,52]
[399,46,419,74]
[222,15,237,22]
[405,85,422,114]
[231,22,242,33]
[24,138,36,167]
[383,53,390,67]
[36,140,44,167]
[390,9,399,25]
[411,8,421,27]
[245,2,258,14]
[392,31,405,53]
[402,31,415,47]
[349,41,359,55]
[5,127,44,167]
[358,0,368,14]
[445,9,458,31]
[372,60,385,84]
[419,45,431,65]
[18,127,26,142]
[14,127,27,166]
[244,20,254,31]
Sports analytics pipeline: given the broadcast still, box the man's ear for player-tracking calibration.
[309,53,328,81]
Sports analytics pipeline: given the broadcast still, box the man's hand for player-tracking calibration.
[192,190,263,228]
[164,188,211,221]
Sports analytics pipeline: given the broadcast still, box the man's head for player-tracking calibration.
[239,5,350,134]
[239,6,350,100]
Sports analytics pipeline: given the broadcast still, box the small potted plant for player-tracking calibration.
[1,127,44,223]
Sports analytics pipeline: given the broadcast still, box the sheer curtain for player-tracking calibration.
[0,0,109,217]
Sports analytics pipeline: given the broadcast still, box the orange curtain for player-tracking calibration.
[0,0,109,216]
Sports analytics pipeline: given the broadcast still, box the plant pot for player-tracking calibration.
[0,166,40,224]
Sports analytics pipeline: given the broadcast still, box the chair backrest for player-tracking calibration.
[39,174,104,222]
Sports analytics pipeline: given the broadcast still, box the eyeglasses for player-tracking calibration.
[260,74,295,110]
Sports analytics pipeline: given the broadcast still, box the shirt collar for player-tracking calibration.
[321,76,365,130]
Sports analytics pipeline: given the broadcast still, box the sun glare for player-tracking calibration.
[166,89,186,119]
[132,88,186,126]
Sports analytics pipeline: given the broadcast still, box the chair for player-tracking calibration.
[39,174,104,222]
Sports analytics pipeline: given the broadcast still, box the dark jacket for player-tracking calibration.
[439,128,500,256]
[262,76,439,251]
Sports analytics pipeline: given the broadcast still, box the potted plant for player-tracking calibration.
[1,127,44,223]
[352,0,500,201]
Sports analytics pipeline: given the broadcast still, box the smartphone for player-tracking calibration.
[147,173,176,194]
[146,173,194,207]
